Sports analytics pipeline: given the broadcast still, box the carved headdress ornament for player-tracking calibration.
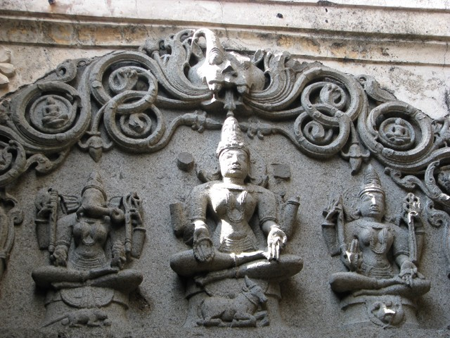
[359,164,385,197]
[81,171,107,200]
[216,113,249,158]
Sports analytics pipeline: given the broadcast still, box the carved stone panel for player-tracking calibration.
[322,165,430,327]
[169,114,303,327]
[0,27,449,336]
[32,171,144,328]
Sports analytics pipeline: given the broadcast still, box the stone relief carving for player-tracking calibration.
[0,47,16,88]
[322,165,430,327]
[32,171,145,327]
[0,28,420,183]
[0,26,448,329]
[170,114,303,327]
[0,190,23,280]
[0,28,446,192]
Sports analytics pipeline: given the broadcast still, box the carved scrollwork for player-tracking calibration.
[0,27,447,205]
[386,159,450,210]
[141,29,212,103]
[423,198,450,228]
[103,92,165,152]
[300,68,365,124]
[358,101,434,171]
[10,82,88,151]
[90,54,159,107]
[289,66,365,159]
[54,60,78,83]
[0,128,27,186]
[293,111,351,158]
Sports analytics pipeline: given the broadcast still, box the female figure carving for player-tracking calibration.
[322,165,430,327]
[170,114,302,327]
[32,172,144,327]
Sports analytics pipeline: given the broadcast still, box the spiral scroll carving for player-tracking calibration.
[103,92,165,152]
[0,27,446,201]
[358,101,434,172]
[0,128,27,186]
[287,67,364,158]
[10,82,89,152]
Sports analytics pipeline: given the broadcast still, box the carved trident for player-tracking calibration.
[402,193,421,264]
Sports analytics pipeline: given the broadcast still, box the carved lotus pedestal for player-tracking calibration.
[42,286,130,328]
[183,277,282,328]
[339,294,419,328]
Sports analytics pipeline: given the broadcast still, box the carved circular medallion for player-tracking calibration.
[10,82,89,148]
[29,95,75,134]
[357,101,434,169]
[379,117,415,150]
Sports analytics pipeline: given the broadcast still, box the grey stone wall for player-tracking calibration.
[0,2,449,337]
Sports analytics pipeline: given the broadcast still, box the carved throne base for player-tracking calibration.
[183,277,282,328]
[340,294,418,328]
[42,286,130,328]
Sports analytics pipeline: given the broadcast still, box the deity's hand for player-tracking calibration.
[345,239,361,271]
[399,260,418,286]
[52,245,68,267]
[110,207,125,224]
[267,227,287,261]
[322,197,343,224]
[193,225,215,263]
[111,240,127,270]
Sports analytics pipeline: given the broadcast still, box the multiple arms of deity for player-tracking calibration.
[322,193,423,284]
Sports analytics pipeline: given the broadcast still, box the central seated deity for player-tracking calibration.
[170,114,303,327]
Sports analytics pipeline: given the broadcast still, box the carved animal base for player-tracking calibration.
[183,277,282,328]
[340,294,418,328]
[42,286,129,328]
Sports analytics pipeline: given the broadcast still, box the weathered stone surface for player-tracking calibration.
[0,2,449,337]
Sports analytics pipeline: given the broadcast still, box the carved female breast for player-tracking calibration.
[209,184,258,254]
[70,217,109,270]
[355,221,395,278]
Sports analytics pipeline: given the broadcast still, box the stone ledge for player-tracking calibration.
[0,1,449,39]
[0,16,448,67]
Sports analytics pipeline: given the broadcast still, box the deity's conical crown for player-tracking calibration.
[82,171,107,200]
[359,164,385,197]
[216,113,249,158]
